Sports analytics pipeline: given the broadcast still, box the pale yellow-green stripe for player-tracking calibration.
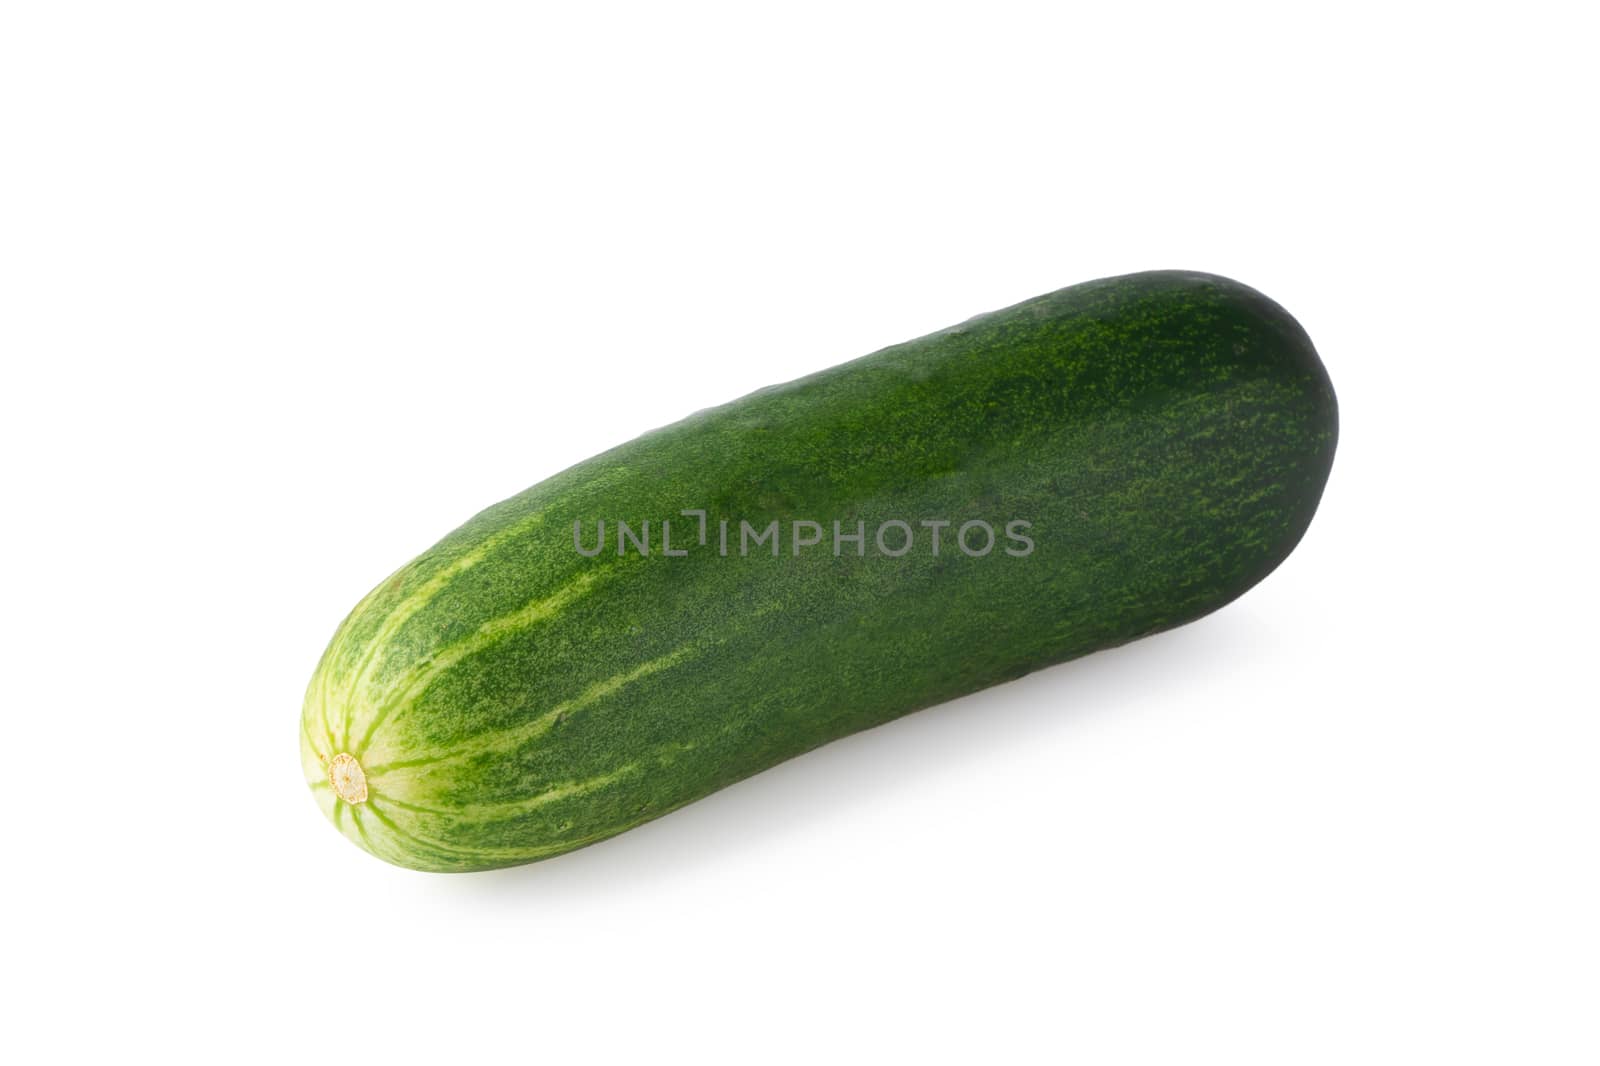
[368,764,637,820]
[354,570,602,758]
[335,511,549,750]
[366,641,700,777]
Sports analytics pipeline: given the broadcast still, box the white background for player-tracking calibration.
[4,2,1596,1062]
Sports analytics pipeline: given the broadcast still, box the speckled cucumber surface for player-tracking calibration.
[302,270,1338,871]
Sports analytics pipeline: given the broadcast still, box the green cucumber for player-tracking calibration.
[301,270,1337,872]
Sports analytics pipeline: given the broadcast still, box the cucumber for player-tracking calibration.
[301,270,1337,872]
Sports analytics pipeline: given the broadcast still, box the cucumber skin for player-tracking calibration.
[301,271,1337,871]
